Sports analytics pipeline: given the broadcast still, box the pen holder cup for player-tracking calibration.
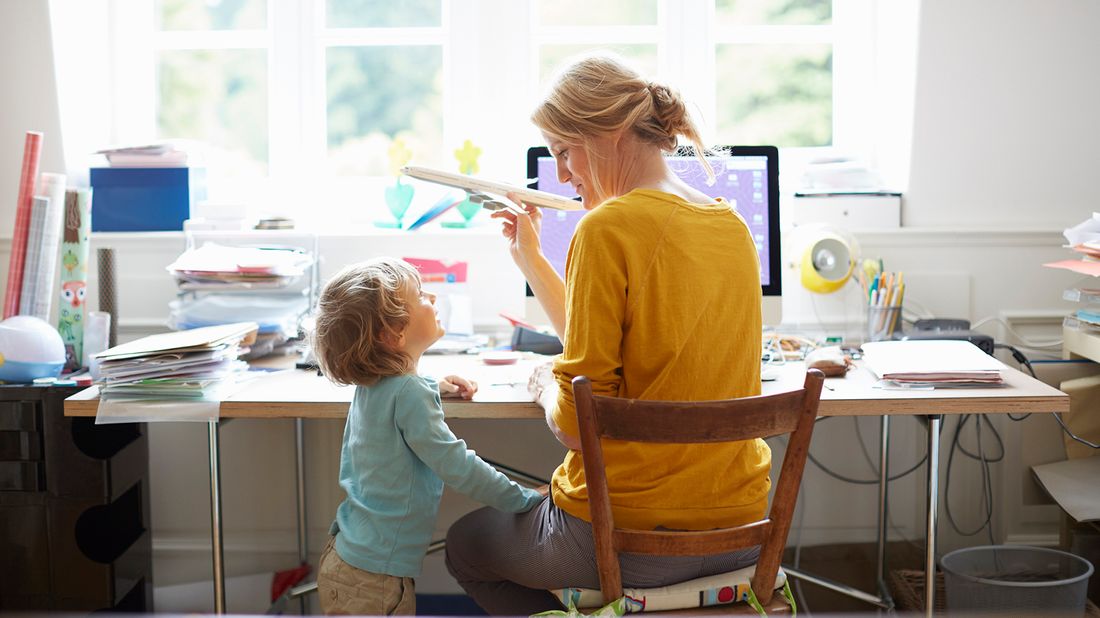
[867,305,903,342]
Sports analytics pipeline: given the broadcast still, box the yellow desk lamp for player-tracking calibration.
[800,232,856,294]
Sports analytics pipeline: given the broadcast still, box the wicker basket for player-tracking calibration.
[888,569,1100,616]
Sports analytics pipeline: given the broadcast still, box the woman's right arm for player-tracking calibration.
[491,195,567,338]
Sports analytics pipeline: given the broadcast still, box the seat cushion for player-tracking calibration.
[551,565,788,613]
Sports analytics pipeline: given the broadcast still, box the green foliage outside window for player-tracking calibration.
[327,0,441,27]
[327,46,443,175]
[157,49,269,175]
[157,0,266,31]
[716,44,832,147]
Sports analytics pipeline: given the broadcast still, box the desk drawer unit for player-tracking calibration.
[0,385,152,612]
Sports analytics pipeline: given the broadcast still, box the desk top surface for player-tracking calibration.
[64,353,1068,419]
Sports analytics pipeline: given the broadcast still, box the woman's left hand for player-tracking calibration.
[440,375,478,399]
[528,361,555,410]
[491,193,543,271]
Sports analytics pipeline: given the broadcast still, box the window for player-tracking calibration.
[98,0,873,228]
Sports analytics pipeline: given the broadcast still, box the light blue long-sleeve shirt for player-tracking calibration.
[333,374,543,577]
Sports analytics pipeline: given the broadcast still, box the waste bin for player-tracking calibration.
[942,545,1093,615]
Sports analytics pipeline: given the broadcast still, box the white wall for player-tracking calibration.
[0,0,65,239]
[905,0,1100,227]
[2,0,1098,604]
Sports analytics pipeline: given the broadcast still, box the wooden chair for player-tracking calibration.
[572,369,824,613]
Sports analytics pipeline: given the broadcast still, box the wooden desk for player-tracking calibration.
[65,355,1061,419]
[64,357,1068,617]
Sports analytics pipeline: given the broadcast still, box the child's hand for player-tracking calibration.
[440,375,478,399]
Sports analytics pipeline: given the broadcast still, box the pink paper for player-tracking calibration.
[1043,259,1100,277]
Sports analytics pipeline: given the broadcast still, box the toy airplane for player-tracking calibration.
[402,166,584,213]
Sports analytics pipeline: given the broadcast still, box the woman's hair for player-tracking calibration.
[311,257,419,386]
[531,53,713,199]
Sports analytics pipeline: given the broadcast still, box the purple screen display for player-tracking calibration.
[535,154,772,286]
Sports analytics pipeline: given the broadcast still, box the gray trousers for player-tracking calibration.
[444,497,760,615]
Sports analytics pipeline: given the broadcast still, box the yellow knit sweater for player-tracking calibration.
[550,189,769,531]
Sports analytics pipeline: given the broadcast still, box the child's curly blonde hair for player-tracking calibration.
[311,257,420,386]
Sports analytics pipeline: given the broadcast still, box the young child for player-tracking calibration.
[311,257,544,615]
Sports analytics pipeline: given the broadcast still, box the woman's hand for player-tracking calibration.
[491,193,543,270]
[527,361,555,409]
[439,375,478,399]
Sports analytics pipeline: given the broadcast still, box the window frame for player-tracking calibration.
[106,0,876,225]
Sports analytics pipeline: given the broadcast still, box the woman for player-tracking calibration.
[445,54,768,615]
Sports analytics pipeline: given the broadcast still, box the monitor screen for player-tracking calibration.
[526,145,781,301]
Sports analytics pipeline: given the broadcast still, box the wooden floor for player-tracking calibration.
[782,541,926,614]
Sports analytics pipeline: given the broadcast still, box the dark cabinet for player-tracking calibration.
[0,385,152,612]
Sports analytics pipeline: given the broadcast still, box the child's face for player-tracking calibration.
[398,281,445,356]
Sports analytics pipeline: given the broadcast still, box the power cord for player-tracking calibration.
[944,415,998,544]
[804,417,929,485]
[972,316,1063,350]
[997,343,1100,449]
[852,416,923,551]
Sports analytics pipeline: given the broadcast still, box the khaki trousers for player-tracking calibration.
[317,536,416,615]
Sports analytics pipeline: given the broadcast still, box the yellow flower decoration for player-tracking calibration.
[388,138,413,177]
[454,139,482,175]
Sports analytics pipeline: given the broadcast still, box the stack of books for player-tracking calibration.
[93,322,258,400]
[861,340,1004,388]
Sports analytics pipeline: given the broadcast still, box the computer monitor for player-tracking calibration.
[524,145,782,326]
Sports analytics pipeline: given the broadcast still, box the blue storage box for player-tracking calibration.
[89,167,206,231]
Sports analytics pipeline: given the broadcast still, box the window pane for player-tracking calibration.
[156,0,266,31]
[539,45,658,84]
[715,44,832,147]
[537,0,657,26]
[715,0,830,26]
[327,46,443,175]
[157,49,268,175]
[327,0,442,27]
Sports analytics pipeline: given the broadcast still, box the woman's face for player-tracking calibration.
[543,133,597,208]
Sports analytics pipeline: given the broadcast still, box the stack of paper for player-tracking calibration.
[861,340,1004,387]
[167,243,315,289]
[95,142,196,167]
[93,322,258,399]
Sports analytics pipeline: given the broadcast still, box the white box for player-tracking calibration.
[786,194,901,229]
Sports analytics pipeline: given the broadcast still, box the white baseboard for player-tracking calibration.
[1002,533,1060,547]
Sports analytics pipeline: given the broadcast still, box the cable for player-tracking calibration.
[900,298,936,321]
[1052,412,1100,449]
[851,417,923,551]
[954,414,1005,463]
[972,316,1063,350]
[995,344,1099,448]
[996,343,1036,420]
[944,415,997,540]
[804,419,928,485]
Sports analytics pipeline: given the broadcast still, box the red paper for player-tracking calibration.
[4,131,43,318]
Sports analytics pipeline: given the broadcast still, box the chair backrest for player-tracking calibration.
[573,370,824,607]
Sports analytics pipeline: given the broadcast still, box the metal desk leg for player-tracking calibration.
[295,418,308,615]
[876,415,894,610]
[781,415,894,610]
[208,420,226,614]
[925,415,943,617]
